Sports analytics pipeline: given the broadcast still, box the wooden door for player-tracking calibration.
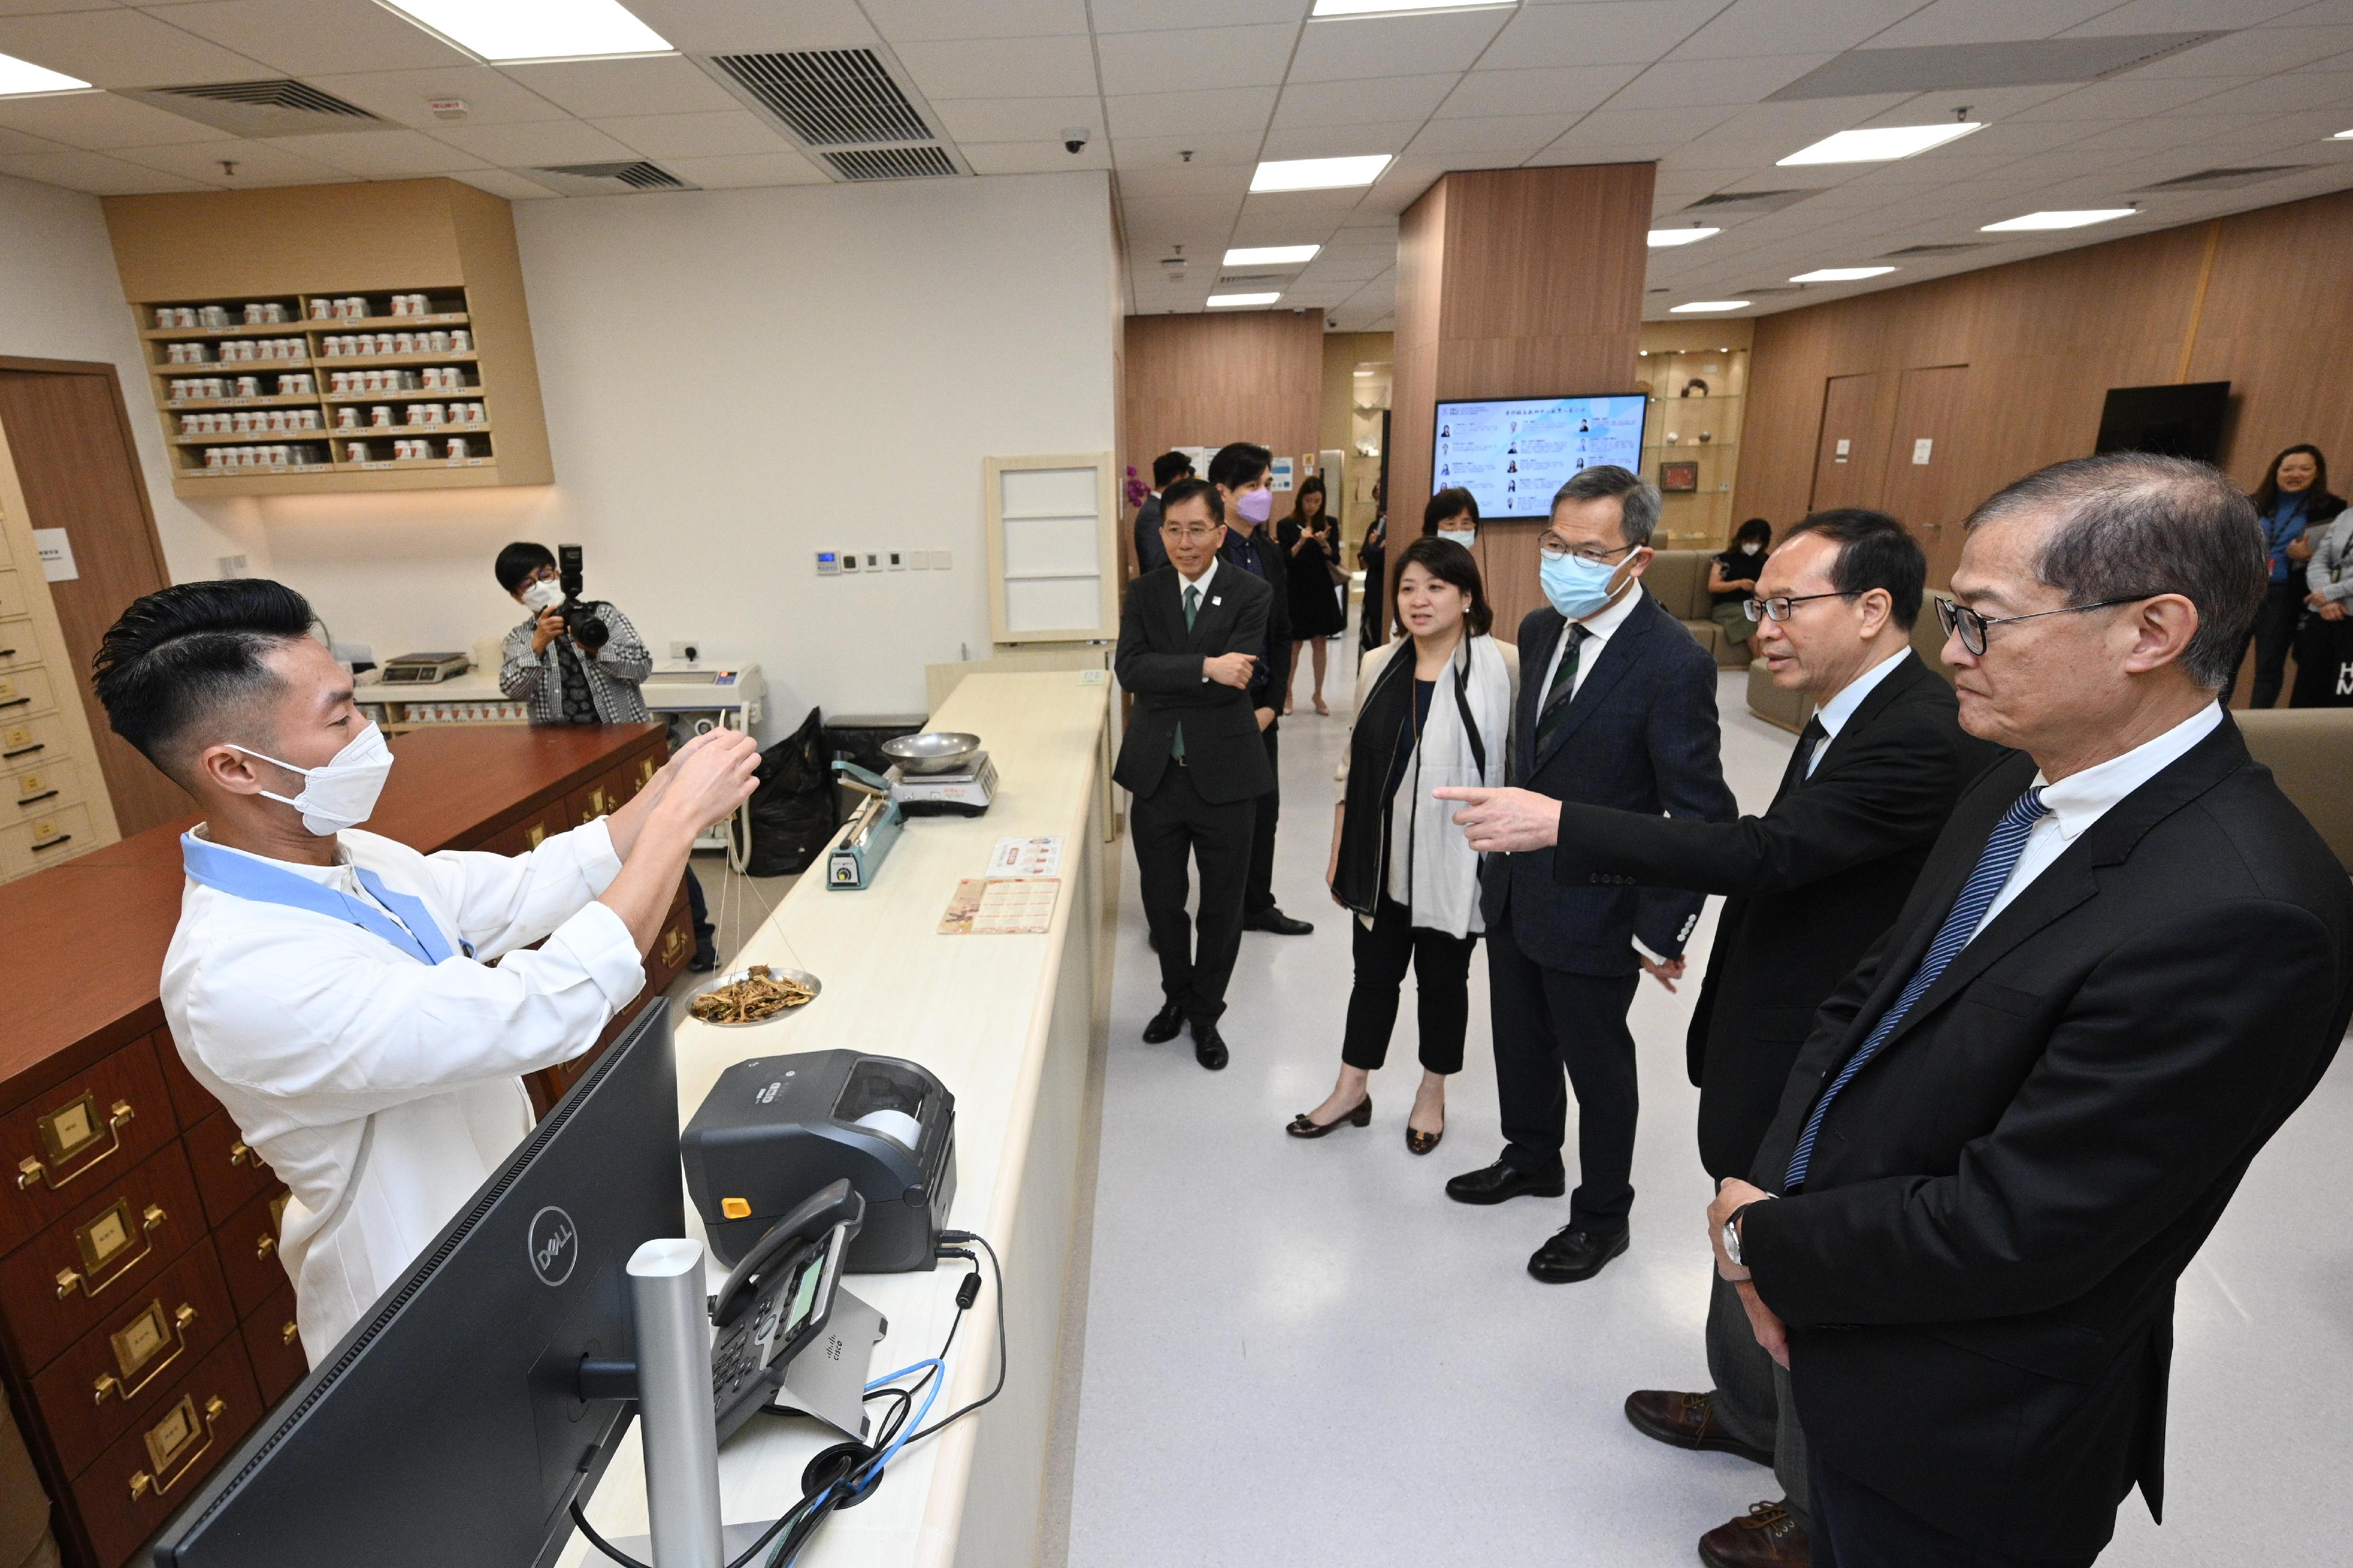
[1808,372,1895,513]
[1876,365,1972,588]
[0,363,188,837]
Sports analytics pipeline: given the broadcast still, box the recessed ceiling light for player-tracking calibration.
[0,51,89,96]
[1251,154,1392,192]
[379,0,671,64]
[1778,122,1982,166]
[1791,266,1896,282]
[1647,226,1721,248]
[1979,208,2136,231]
[1208,292,1282,308]
[1224,245,1321,266]
[1312,0,1515,14]
[1671,301,1749,313]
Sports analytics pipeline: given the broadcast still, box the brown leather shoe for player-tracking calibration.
[1622,1390,1772,1467]
[1697,1501,1808,1568]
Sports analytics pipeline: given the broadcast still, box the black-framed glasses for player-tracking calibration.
[1537,537,1639,566]
[1742,590,1861,624]
[1933,593,2157,656]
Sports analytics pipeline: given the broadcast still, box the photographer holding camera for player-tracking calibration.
[496,541,717,969]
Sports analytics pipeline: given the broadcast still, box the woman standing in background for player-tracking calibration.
[1357,484,1387,663]
[2238,444,2344,708]
[1282,476,1348,715]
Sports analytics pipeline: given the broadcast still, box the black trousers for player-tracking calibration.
[1340,898,1478,1074]
[2237,578,2304,709]
[683,868,712,943]
[1487,915,1642,1231]
[1245,718,1280,916]
[1808,1453,2099,1568]
[1131,762,1256,1026]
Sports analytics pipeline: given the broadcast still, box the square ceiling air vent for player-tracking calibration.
[1684,188,1814,214]
[1770,33,2221,100]
[122,79,379,138]
[524,162,694,196]
[2132,165,2314,191]
[824,145,958,181]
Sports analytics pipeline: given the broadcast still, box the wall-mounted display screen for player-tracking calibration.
[1433,393,1647,521]
[2094,381,2231,464]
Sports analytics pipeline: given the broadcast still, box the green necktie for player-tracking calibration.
[1174,583,1201,763]
[1534,624,1592,756]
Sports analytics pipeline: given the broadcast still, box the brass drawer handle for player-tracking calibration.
[281,1320,300,1347]
[57,1205,164,1300]
[128,1394,226,1502]
[93,1303,197,1406]
[229,1142,255,1167]
[660,927,689,966]
[255,1233,275,1262]
[16,1097,133,1191]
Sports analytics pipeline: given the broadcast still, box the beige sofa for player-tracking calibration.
[1645,548,1754,669]
[2234,709,2353,875]
[1746,609,1956,733]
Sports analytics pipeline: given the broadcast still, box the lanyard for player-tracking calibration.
[181,832,461,965]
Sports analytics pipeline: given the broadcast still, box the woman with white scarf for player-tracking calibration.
[1292,537,1517,1152]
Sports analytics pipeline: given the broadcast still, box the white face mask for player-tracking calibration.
[520,578,563,613]
[232,723,394,836]
[1437,528,1477,551]
[1740,542,1762,556]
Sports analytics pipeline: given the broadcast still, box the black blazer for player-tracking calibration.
[1132,493,1167,575]
[1112,565,1278,805]
[1219,524,1293,712]
[1479,592,1735,974]
[1553,652,2004,1177]
[1741,716,2353,1557]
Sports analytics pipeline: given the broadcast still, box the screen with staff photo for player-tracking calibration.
[1432,393,1647,521]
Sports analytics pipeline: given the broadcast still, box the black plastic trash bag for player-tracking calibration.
[745,706,836,876]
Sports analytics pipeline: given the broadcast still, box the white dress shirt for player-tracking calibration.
[1968,700,2225,940]
[162,821,644,1360]
[1536,575,1645,703]
[1806,646,1912,777]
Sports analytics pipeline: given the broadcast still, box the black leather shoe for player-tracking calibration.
[1192,1023,1229,1070]
[1528,1225,1629,1283]
[1245,907,1314,936]
[1444,1160,1566,1206]
[688,939,719,974]
[1141,1000,1184,1044]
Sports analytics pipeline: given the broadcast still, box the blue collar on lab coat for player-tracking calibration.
[180,831,462,965]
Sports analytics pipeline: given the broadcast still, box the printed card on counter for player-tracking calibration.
[988,835,1064,879]
[939,877,1061,936]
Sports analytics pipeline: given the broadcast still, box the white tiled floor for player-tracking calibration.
[1062,653,2353,1565]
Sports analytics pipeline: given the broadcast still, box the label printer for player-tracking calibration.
[681,1050,956,1273]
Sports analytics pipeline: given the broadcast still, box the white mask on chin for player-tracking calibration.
[231,723,394,835]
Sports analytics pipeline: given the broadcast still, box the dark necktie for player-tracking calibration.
[1784,786,2050,1188]
[1534,624,1592,756]
[1172,583,1201,764]
[1778,716,1828,800]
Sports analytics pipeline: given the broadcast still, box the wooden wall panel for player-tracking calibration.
[1121,308,1324,555]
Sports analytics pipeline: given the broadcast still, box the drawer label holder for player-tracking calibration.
[129,1393,226,1502]
[95,1299,198,1405]
[57,1199,165,1299]
[18,1093,132,1192]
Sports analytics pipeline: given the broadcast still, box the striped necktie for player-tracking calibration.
[1534,624,1592,756]
[1172,583,1200,764]
[1784,786,2049,1189]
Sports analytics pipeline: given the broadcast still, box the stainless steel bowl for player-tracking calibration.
[881,731,983,775]
[685,966,821,1027]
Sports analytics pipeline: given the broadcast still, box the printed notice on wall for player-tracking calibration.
[1912,438,1935,465]
[31,529,76,582]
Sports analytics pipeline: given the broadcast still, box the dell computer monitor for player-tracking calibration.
[151,1001,684,1568]
[1433,393,1647,521]
[2094,381,2231,463]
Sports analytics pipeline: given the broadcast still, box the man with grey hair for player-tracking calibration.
[1708,453,2352,1564]
[1442,465,1734,1283]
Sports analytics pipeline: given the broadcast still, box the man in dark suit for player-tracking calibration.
[1208,442,1313,937]
[1711,453,2353,1566]
[1437,465,1735,1284]
[1447,509,2001,1567]
[1132,449,1191,575]
[1114,477,1277,1070]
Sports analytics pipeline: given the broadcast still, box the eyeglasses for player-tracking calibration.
[1537,538,1639,566]
[1742,590,1861,624]
[1933,593,2157,656]
[1161,523,1221,543]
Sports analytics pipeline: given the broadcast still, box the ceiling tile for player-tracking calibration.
[860,0,1090,41]
[1612,53,1834,109]
[935,94,1101,143]
[2062,0,2309,34]
[114,137,352,187]
[1272,72,1458,128]
[2121,23,2353,75]
[658,149,828,188]
[0,89,233,149]
[2011,75,2250,120]
[1407,112,1575,156]
[963,139,1112,174]
[155,0,471,76]
[0,124,61,154]
[1485,2,1724,71]
[1108,131,1265,168]
[2170,72,2353,116]
[1870,0,2117,47]
[0,8,271,88]
[429,119,639,166]
[0,146,206,193]
[618,0,879,52]
[1261,119,1421,159]
[1116,162,1254,202]
[1669,0,1925,61]
[0,1,120,15]
[1106,85,1278,139]
[892,32,1099,101]
[259,126,489,178]
[1287,10,1513,84]
[1098,24,1296,96]
[1435,63,1642,119]
[448,168,561,201]
[1093,0,1307,31]
[305,66,571,129]
[589,109,788,159]
[498,55,740,119]
[1536,106,1718,159]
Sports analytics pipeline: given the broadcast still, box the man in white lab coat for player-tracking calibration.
[92,579,758,1360]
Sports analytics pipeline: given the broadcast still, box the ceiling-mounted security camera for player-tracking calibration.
[1062,126,1090,155]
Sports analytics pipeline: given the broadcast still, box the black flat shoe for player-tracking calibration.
[1287,1095,1371,1138]
[1528,1225,1629,1283]
[1444,1159,1566,1206]
[1141,1000,1184,1043]
[1192,1023,1229,1071]
[1245,908,1314,936]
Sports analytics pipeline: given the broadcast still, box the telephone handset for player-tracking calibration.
[709,1179,865,1441]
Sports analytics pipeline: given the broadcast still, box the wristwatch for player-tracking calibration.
[1722,1205,1754,1269]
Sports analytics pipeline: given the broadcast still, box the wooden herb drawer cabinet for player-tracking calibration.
[0,720,666,1566]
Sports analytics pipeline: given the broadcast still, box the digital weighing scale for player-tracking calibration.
[888,754,998,818]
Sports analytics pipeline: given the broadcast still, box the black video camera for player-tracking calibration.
[555,543,609,652]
